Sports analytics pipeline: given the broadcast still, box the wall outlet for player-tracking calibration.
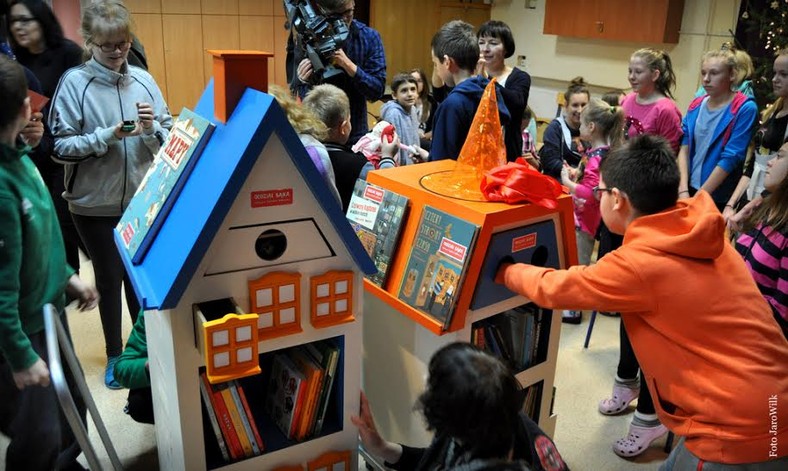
[517,55,527,69]
[526,0,537,9]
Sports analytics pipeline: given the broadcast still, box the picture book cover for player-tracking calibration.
[346,180,409,287]
[398,206,479,327]
[265,354,306,439]
[116,107,215,264]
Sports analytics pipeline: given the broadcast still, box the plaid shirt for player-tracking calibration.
[298,19,386,144]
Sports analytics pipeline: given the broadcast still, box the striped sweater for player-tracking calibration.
[736,222,788,337]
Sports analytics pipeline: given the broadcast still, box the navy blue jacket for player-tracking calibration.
[430,76,510,161]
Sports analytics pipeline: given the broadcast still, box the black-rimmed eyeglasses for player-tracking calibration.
[95,41,132,53]
[592,185,614,198]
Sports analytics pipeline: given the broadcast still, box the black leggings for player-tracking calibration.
[598,222,655,415]
[71,213,140,358]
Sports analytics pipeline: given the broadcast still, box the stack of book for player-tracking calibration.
[199,373,265,462]
[471,304,549,372]
[264,341,341,442]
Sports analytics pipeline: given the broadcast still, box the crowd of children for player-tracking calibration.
[1,1,787,469]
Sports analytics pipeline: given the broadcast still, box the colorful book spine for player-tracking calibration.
[203,373,242,460]
[236,382,265,452]
[219,383,253,457]
[198,372,230,462]
[229,382,260,456]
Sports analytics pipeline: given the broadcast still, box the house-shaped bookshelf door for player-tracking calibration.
[310,271,354,328]
[202,313,261,384]
[249,272,303,339]
[307,450,351,471]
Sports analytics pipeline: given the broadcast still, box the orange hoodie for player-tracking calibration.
[501,192,788,464]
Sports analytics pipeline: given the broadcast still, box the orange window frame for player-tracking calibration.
[248,271,303,340]
[203,313,261,384]
[307,450,351,471]
[310,271,354,328]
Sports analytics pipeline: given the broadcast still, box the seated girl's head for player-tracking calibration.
[80,0,133,71]
[416,342,521,460]
[601,90,625,107]
[563,77,590,129]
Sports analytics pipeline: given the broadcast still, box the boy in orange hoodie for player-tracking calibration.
[497,134,788,469]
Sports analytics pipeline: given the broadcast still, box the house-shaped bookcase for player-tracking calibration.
[117,52,375,471]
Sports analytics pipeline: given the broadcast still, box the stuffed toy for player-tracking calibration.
[351,120,400,169]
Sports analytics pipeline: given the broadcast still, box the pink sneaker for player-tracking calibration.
[612,423,668,458]
[598,384,639,415]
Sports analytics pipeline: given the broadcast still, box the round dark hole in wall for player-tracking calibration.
[255,229,287,261]
[530,246,549,267]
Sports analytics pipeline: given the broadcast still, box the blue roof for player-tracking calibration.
[116,81,376,310]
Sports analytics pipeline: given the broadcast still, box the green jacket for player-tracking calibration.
[114,310,150,389]
[0,143,73,371]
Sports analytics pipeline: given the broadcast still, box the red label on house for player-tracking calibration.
[363,185,385,203]
[120,223,135,247]
[512,233,537,252]
[251,189,293,208]
[439,237,468,263]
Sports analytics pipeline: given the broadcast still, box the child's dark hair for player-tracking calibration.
[8,0,68,57]
[599,134,679,215]
[631,48,676,99]
[523,105,534,122]
[582,98,625,149]
[477,20,516,59]
[601,89,624,107]
[391,72,417,95]
[431,20,479,73]
[0,55,28,130]
[416,342,521,459]
[564,76,590,104]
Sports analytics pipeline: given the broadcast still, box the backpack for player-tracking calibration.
[687,91,749,148]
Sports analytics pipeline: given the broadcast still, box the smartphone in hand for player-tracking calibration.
[121,120,136,132]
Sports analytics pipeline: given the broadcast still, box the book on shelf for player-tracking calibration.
[235,381,265,453]
[117,107,215,264]
[290,347,324,441]
[346,180,409,287]
[473,304,548,371]
[398,206,479,329]
[198,372,231,462]
[217,381,254,457]
[265,353,307,440]
[304,341,340,436]
[200,372,242,460]
[229,382,261,456]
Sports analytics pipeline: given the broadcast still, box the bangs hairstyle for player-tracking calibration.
[416,342,521,460]
[631,48,676,99]
[8,0,67,52]
[0,55,28,129]
[303,84,350,130]
[477,20,515,59]
[80,0,132,47]
[391,72,416,94]
[431,20,479,73]
[599,134,679,215]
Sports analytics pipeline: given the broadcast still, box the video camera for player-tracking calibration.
[284,0,349,81]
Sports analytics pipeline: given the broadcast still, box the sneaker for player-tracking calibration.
[599,383,639,415]
[561,309,582,324]
[613,422,668,458]
[105,356,122,390]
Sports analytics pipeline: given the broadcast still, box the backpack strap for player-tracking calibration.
[721,92,749,147]
[688,95,706,112]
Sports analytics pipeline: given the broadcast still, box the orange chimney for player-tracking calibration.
[208,50,273,123]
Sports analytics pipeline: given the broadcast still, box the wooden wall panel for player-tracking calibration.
[162,15,204,112]
[202,16,241,85]
[201,0,239,15]
[133,14,168,99]
[372,0,439,82]
[125,0,162,14]
[239,0,276,16]
[239,16,277,85]
[161,0,200,14]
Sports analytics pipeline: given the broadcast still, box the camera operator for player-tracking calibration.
[290,0,386,146]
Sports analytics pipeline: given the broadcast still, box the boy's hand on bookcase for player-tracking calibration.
[494,256,515,285]
[350,392,403,464]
